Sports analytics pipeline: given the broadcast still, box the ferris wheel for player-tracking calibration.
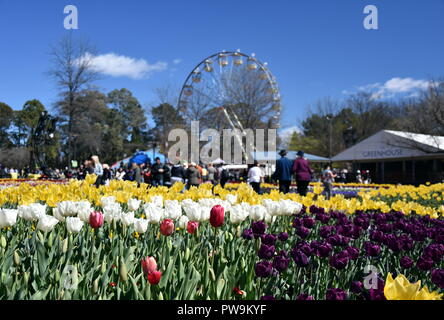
[177,50,281,132]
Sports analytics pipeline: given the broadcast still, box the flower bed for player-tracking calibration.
[0,177,442,300]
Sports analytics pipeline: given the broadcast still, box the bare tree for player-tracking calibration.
[48,34,99,166]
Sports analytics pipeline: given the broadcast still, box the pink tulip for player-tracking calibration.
[210,205,225,228]
[187,221,199,234]
[141,256,157,275]
[160,219,175,236]
[89,211,104,229]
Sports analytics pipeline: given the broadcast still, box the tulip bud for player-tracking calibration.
[55,270,61,282]
[13,250,20,266]
[101,259,107,274]
[23,272,29,284]
[37,231,44,243]
[209,268,216,282]
[158,291,164,300]
[47,232,54,248]
[185,247,190,261]
[236,226,242,238]
[62,238,68,253]
[0,235,6,248]
[119,258,128,282]
[93,277,99,294]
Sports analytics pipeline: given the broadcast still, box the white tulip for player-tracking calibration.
[53,207,66,222]
[121,212,135,227]
[264,212,277,224]
[127,198,141,212]
[0,209,18,228]
[143,203,162,224]
[66,217,84,233]
[57,201,77,217]
[18,203,46,221]
[164,200,182,220]
[76,201,92,221]
[226,194,237,205]
[249,205,266,221]
[178,215,189,229]
[133,218,148,233]
[229,205,249,224]
[37,215,59,232]
[101,196,116,207]
[103,203,122,223]
[150,195,163,208]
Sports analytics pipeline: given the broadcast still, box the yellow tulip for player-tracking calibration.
[384,273,442,300]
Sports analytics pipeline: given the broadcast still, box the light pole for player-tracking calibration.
[326,114,333,163]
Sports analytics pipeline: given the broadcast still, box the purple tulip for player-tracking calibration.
[326,288,347,300]
[315,242,333,258]
[258,244,275,260]
[302,217,316,228]
[296,226,311,239]
[364,242,381,257]
[251,221,267,238]
[400,256,414,269]
[351,281,363,294]
[278,232,289,242]
[242,228,254,240]
[273,255,290,272]
[416,256,434,271]
[255,260,273,278]
[346,246,360,260]
[291,249,310,267]
[261,234,277,246]
[431,269,444,289]
[260,295,276,300]
[329,253,349,270]
[296,293,314,300]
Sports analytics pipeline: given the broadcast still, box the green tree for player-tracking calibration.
[150,103,185,154]
[0,102,13,148]
[107,88,150,154]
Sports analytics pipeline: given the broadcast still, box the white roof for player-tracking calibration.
[332,130,444,162]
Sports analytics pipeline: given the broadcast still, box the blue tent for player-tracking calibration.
[111,150,166,169]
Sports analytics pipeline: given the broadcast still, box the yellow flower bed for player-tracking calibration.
[0,176,443,218]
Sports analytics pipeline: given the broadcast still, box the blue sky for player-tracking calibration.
[0,0,443,134]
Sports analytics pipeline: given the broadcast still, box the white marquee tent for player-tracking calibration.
[332,130,444,162]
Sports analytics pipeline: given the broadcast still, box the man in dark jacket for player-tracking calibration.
[272,150,293,194]
[292,151,312,196]
[186,162,201,189]
[151,157,169,187]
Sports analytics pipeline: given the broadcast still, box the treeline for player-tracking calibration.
[0,89,179,167]
[288,81,444,158]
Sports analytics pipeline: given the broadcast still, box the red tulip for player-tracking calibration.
[147,270,162,285]
[187,221,199,234]
[160,219,174,236]
[89,211,104,229]
[141,256,157,275]
[210,205,225,228]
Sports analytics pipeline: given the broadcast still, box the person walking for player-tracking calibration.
[186,162,201,189]
[292,151,312,196]
[248,160,263,194]
[321,164,336,200]
[171,161,186,185]
[91,155,103,187]
[207,163,217,185]
[272,150,293,194]
[151,157,168,187]
[132,162,143,187]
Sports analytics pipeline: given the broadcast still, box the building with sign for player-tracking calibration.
[332,130,444,184]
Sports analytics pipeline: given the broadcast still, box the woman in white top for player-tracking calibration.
[248,161,263,194]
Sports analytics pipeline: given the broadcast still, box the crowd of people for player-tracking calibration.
[0,152,372,198]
